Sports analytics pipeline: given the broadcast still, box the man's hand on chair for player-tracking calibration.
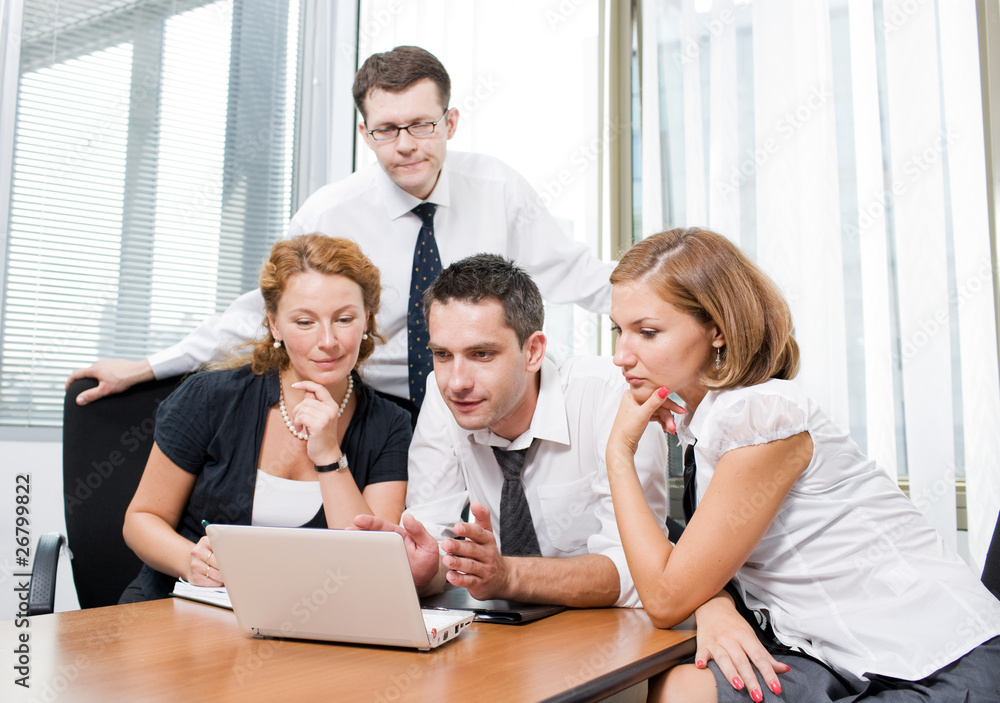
[66,359,155,405]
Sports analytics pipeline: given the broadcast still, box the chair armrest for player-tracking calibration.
[29,533,66,616]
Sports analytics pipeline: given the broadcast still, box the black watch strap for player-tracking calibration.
[315,454,349,473]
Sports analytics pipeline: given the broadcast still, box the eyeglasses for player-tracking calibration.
[365,110,450,141]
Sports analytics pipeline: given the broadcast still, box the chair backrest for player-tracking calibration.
[63,375,183,608]
[983,510,1000,601]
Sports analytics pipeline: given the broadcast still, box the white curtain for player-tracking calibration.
[641,0,1000,568]
[0,0,23,309]
[356,0,607,359]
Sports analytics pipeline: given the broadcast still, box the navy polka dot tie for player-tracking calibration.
[408,202,441,408]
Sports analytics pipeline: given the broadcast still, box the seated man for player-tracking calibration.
[357,254,671,607]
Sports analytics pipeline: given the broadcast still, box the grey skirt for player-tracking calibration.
[708,634,1000,703]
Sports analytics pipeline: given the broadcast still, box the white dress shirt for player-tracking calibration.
[405,355,669,608]
[149,152,615,398]
[676,378,1000,681]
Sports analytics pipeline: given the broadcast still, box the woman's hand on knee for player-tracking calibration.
[694,594,789,701]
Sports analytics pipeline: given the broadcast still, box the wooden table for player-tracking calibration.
[1,599,695,702]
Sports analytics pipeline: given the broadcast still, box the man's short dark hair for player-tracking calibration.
[423,254,544,347]
[353,46,451,121]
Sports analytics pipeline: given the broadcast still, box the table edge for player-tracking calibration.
[540,634,696,703]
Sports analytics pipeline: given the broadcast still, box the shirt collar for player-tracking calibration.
[469,356,571,451]
[376,155,452,221]
[675,389,719,448]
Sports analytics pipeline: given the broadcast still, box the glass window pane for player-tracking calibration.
[0,0,301,426]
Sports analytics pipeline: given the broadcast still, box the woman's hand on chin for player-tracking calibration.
[609,387,686,460]
[638,386,687,435]
[290,380,343,465]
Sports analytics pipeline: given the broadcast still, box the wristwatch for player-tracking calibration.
[315,454,349,473]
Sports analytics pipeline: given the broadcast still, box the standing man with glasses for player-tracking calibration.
[68,46,614,413]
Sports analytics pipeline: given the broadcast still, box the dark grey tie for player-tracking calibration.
[682,442,697,523]
[492,445,541,556]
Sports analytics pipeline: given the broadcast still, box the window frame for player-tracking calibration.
[0,0,301,434]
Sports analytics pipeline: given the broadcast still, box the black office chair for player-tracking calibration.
[982,510,1000,601]
[29,375,184,614]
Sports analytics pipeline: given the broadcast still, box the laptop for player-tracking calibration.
[205,524,474,651]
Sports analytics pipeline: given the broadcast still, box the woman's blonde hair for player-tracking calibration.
[611,227,799,389]
[240,234,383,375]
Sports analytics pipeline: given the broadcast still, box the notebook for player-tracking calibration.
[205,524,475,651]
[171,579,232,609]
[420,586,567,624]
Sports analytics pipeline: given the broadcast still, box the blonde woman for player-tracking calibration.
[122,234,410,602]
[606,228,1000,702]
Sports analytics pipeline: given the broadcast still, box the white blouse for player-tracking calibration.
[676,378,1000,681]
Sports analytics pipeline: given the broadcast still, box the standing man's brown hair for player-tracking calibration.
[352,45,451,120]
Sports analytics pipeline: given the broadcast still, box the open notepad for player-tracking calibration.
[171,579,232,609]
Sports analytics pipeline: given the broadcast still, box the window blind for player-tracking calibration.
[1,0,300,425]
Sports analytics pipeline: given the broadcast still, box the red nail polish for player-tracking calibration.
[770,680,782,694]
[732,677,744,690]
[696,659,705,667]
[751,689,763,703]
[657,387,668,398]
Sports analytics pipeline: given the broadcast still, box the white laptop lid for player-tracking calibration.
[206,524,459,649]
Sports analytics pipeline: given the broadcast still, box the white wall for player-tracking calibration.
[0,439,79,619]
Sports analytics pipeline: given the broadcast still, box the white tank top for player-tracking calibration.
[251,470,323,527]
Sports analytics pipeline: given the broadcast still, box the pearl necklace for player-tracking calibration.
[278,375,354,441]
